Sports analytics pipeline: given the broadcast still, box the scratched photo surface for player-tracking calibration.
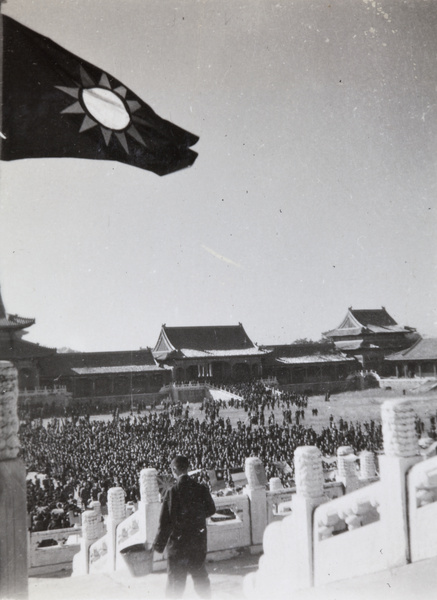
[1,1,436,599]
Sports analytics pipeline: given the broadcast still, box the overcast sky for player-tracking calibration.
[0,0,436,351]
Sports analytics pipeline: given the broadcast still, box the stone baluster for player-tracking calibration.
[89,500,105,537]
[108,487,126,571]
[359,450,377,481]
[139,468,161,557]
[336,445,359,492]
[74,509,100,575]
[82,510,100,543]
[140,467,160,504]
[292,446,326,589]
[0,362,28,600]
[245,457,267,551]
[108,487,126,523]
[379,399,420,568]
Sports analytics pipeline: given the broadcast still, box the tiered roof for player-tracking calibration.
[0,287,35,331]
[323,307,415,339]
[153,324,267,360]
[0,287,55,360]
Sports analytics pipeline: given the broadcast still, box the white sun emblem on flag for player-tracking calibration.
[56,66,147,153]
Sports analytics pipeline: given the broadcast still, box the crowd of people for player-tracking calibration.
[19,380,392,532]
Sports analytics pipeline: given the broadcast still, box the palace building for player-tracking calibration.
[385,337,437,379]
[0,288,55,390]
[0,288,170,399]
[153,323,269,382]
[260,340,358,390]
[0,281,426,402]
[323,307,419,373]
[37,349,171,398]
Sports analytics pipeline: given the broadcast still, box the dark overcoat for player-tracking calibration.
[153,475,216,557]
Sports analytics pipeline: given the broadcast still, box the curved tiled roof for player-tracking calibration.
[179,347,267,359]
[160,324,256,352]
[38,348,158,378]
[386,337,437,361]
[276,354,355,365]
[0,287,35,330]
[72,364,168,375]
[324,307,415,338]
[350,308,397,327]
[0,314,35,330]
[0,338,55,359]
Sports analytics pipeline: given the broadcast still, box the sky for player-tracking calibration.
[0,0,436,351]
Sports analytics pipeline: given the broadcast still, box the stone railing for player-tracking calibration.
[70,440,381,579]
[207,494,251,557]
[313,481,384,585]
[160,381,208,392]
[244,398,429,598]
[266,488,294,523]
[315,481,381,542]
[21,385,68,396]
[408,454,437,562]
[261,376,279,386]
[29,527,81,576]
[73,454,348,576]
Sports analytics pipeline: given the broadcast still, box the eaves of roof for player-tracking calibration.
[276,354,355,365]
[386,337,437,361]
[72,365,168,375]
[179,347,268,359]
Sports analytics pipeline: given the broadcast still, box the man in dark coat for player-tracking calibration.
[153,455,216,598]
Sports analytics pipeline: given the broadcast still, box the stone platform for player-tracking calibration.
[27,554,437,600]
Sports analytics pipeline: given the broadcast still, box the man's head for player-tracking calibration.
[171,455,189,477]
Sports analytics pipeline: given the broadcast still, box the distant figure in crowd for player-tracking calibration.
[153,455,216,598]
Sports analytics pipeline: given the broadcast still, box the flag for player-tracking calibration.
[207,469,226,492]
[1,15,199,175]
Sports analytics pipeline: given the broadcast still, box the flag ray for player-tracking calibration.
[79,66,95,88]
[61,101,84,114]
[127,100,141,113]
[115,131,129,153]
[55,86,79,99]
[79,115,98,132]
[114,86,127,98]
[100,127,112,146]
[127,125,147,147]
[98,73,111,89]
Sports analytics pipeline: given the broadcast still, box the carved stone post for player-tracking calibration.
[0,361,28,599]
[379,399,420,568]
[245,457,267,551]
[107,487,126,570]
[81,510,100,574]
[359,450,376,481]
[89,500,105,537]
[292,446,326,589]
[139,468,161,552]
[336,445,359,492]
